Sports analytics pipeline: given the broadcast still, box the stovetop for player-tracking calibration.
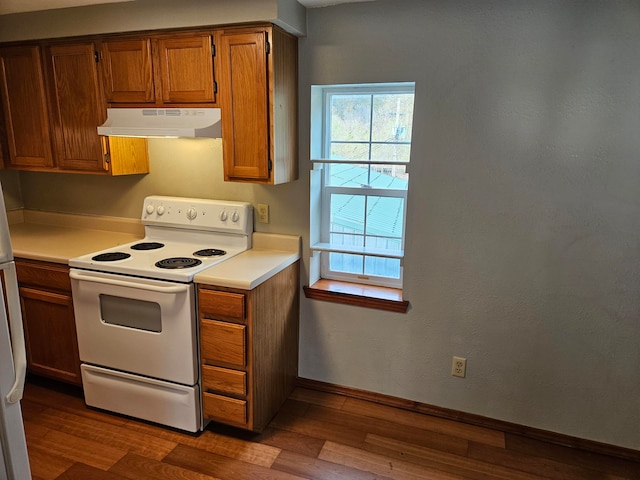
[69,196,253,282]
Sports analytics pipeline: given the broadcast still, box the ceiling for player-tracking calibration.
[0,0,373,16]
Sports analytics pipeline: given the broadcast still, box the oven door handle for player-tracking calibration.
[70,270,190,294]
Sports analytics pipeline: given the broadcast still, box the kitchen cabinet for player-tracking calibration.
[215,26,298,184]
[15,258,81,386]
[100,33,215,106]
[0,41,148,175]
[44,41,149,174]
[0,45,54,169]
[198,260,299,432]
[100,38,154,103]
[44,42,109,172]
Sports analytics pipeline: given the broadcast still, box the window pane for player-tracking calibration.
[330,142,370,161]
[365,196,404,238]
[365,236,402,251]
[330,94,372,142]
[330,252,364,274]
[330,232,364,247]
[330,193,365,234]
[327,163,369,187]
[371,144,411,163]
[329,253,402,279]
[364,256,401,278]
[371,93,414,142]
[326,163,372,187]
[367,164,408,189]
[326,163,408,189]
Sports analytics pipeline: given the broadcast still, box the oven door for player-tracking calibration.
[70,268,197,385]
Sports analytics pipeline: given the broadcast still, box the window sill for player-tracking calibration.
[303,279,409,313]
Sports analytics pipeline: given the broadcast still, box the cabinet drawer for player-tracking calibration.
[16,260,71,292]
[202,365,246,397]
[200,319,246,367]
[203,392,246,426]
[199,289,245,322]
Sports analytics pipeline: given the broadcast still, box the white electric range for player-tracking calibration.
[68,196,253,432]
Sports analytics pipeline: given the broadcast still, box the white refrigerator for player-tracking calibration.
[0,182,31,480]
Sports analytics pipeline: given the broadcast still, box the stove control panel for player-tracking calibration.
[142,196,253,234]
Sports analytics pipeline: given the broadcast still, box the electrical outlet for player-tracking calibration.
[451,356,466,378]
[257,203,270,224]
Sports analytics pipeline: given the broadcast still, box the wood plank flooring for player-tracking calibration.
[21,378,640,480]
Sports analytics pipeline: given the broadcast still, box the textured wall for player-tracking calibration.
[298,0,640,449]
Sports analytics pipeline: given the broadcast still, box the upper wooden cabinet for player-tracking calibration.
[0,45,54,169]
[216,26,298,184]
[0,42,148,175]
[157,35,215,104]
[44,42,109,172]
[0,24,297,183]
[100,38,154,103]
[100,33,215,106]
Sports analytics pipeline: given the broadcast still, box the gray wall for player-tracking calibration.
[299,0,640,450]
[1,0,639,450]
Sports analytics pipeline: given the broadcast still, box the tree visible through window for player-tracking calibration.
[311,83,415,288]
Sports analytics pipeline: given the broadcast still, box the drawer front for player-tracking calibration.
[200,319,246,367]
[203,392,247,426]
[199,289,245,322]
[202,365,246,397]
[16,260,71,292]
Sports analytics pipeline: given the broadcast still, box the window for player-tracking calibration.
[310,83,415,289]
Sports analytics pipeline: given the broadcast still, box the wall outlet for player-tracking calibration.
[451,356,466,378]
[257,203,270,224]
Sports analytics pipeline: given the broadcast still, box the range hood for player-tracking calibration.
[97,108,222,138]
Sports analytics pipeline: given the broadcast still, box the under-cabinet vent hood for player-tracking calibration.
[97,108,222,138]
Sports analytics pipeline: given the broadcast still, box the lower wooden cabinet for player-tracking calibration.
[198,260,299,432]
[15,258,81,386]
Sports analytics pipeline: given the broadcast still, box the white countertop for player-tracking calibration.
[8,211,301,290]
[9,211,143,263]
[195,233,301,289]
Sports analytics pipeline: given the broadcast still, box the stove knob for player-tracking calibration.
[186,207,197,220]
[232,211,240,223]
[219,210,228,222]
[145,204,155,215]
[156,205,165,216]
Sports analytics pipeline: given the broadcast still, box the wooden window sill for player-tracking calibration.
[303,279,409,313]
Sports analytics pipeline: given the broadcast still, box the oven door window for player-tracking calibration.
[99,294,162,332]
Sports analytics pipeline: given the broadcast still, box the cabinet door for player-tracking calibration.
[156,35,215,104]
[216,30,270,182]
[101,38,154,103]
[20,287,82,386]
[0,45,54,169]
[45,43,108,172]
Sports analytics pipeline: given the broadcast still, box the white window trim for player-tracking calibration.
[310,82,414,289]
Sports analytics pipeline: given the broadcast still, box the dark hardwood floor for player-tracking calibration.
[21,378,640,480]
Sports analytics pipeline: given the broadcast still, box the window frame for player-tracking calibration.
[310,82,415,289]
